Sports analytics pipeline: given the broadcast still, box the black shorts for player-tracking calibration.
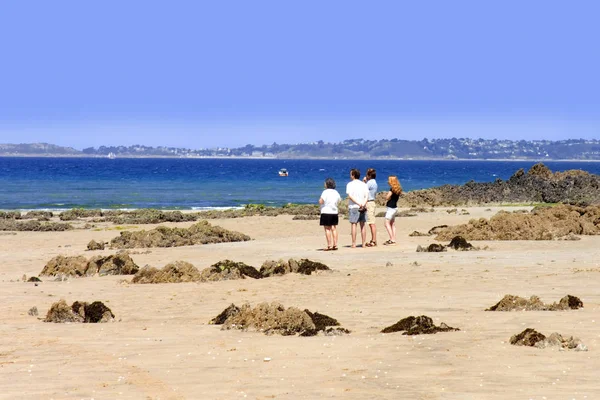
[320,213,339,226]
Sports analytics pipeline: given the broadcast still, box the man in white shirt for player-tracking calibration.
[346,168,368,248]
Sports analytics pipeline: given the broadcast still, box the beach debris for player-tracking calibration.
[416,243,447,252]
[435,204,600,241]
[87,240,105,250]
[40,252,139,277]
[212,302,349,337]
[27,276,42,282]
[386,261,393,267]
[28,306,38,316]
[510,328,587,350]
[108,220,251,249]
[381,315,459,335]
[44,299,115,323]
[487,294,583,311]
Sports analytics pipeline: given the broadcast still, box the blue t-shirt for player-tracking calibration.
[367,179,378,200]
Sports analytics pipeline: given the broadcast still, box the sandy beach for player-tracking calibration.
[1,207,599,400]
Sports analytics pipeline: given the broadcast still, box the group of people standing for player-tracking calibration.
[318,168,403,251]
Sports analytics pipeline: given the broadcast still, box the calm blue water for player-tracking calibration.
[1,157,600,210]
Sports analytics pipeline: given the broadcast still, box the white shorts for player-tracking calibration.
[385,207,397,221]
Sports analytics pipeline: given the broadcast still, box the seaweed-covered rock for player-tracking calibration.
[296,259,330,275]
[200,260,262,281]
[535,332,587,350]
[109,220,251,249]
[105,209,198,224]
[216,303,349,337]
[44,299,84,323]
[486,294,583,311]
[59,209,103,221]
[209,304,241,325]
[87,240,105,251]
[40,255,89,277]
[132,261,201,284]
[40,253,140,277]
[447,236,473,250]
[510,328,546,346]
[222,302,316,336]
[259,258,331,277]
[87,252,139,276]
[381,315,459,335]
[416,244,447,252]
[27,276,42,282]
[45,300,114,323]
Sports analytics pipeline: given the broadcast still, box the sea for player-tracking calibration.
[1,157,600,211]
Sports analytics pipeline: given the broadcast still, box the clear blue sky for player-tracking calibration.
[0,1,598,149]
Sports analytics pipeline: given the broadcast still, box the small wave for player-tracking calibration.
[191,206,245,211]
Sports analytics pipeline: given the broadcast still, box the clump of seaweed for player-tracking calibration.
[0,219,72,232]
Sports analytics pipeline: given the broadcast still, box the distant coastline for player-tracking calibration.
[2,138,600,161]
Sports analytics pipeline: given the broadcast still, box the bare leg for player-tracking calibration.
[324,226,332,248]
[350,223,357,247]
[369,223,377,245]
[391,220,396,242]
[385,219,393,241]
[332,225,338,248]
[360,221,367,247]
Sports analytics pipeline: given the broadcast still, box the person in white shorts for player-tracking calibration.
[383,175,403,245]
[363,168,378,247]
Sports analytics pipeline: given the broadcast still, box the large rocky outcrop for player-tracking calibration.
[376,163,600,207]
[434,204,600,240]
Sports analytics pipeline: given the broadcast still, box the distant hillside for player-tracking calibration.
[2,138,600,160]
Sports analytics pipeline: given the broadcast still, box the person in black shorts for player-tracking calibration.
[318,178,342,250]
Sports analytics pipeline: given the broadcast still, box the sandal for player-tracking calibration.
[323,247,332,251]
[383,240,396,245]
[332,246,338,251]
[365,241,377,247]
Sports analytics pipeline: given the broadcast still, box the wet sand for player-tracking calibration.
[0,207,599,399]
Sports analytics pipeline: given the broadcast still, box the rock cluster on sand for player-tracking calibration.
[131,258,331,284]
[108,221,251,249]
[409,225,448,237]
[393,163,600,207]
[434,204,600,241]
[486,294,583,311]
[40,252,139,277]
[510,328,587,351]
[381,315,459,335]
[0,219,72,231]
[44,299,115,323]
[211,302,349,337]
[416,236,475,252]
[58,204,325,224]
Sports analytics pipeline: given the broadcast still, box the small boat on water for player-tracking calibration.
[107,152,116,159]
[278,168,289,177]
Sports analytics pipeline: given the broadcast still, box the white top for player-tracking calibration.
[320,189,341,214]
[346,179,368,209]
